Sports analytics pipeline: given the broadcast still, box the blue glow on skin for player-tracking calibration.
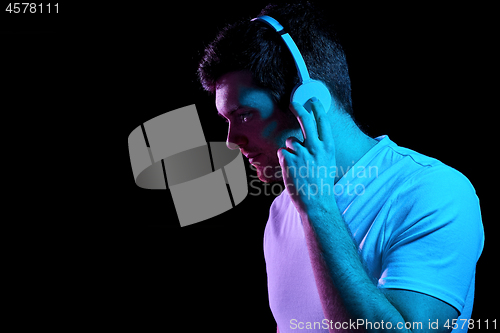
[239,86,274,120]
[262,120,278,139]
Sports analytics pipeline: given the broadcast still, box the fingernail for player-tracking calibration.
[310,97,319,103]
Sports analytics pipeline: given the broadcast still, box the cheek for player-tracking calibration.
[263,111,301,138]
[255,112,304,149]
[261,121,278,139]
[274,115,304,144]
[277,128,304,147]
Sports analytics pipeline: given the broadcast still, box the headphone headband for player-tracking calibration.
[251,15,332,114]
[251,15,311,83]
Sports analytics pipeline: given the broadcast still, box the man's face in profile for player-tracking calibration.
[215,70,303,183]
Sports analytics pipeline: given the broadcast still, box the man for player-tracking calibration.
[198,2,484,332]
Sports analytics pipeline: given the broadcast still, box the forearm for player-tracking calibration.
[301,204,410,333]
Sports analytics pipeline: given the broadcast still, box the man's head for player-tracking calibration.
[215,70,303,182]
[198,2,353,182]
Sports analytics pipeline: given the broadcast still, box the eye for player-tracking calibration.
[239,112,253,123]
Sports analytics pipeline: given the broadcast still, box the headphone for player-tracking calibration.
[251,15,332,114]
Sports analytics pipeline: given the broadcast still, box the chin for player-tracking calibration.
[255,164,282,183]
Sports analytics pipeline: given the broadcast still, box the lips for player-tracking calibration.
[245,153,261,165]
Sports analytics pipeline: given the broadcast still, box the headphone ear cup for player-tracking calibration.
[291,80,332,114]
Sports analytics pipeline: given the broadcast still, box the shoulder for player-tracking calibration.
[379,140,478,208]
[378,142,483,242]
[385,159,484,257]
[396,161,478,214]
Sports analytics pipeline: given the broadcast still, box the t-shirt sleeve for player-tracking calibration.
[377,165,484,314]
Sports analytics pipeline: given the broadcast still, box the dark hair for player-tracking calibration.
[198,1,353,116]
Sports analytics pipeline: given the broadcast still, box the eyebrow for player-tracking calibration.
[217,106,246,118]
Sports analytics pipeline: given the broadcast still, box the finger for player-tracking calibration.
[277,146,295,159]
[285,136,303,155]
[310,97,332,143]
[290,102,320,145]
[277,146,294,169]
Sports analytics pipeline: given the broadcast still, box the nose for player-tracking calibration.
[226,141,240,150]
[226,125,247,150]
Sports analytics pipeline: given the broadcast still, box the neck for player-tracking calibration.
[330,112,378,183]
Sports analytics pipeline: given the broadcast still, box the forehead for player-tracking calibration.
[215,71,275,118]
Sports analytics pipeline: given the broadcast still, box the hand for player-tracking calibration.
[277,98,337,219]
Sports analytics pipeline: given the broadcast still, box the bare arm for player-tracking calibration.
[302,206,458,333]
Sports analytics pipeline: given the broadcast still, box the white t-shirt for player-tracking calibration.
[264,135,484,333]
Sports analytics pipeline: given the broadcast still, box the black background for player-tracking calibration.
[2,1,496,330]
